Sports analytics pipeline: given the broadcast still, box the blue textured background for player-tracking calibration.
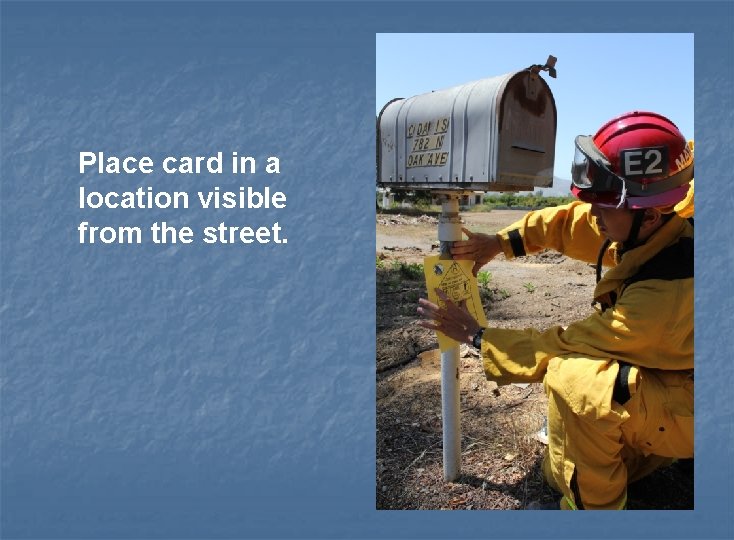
[1,2,732,539]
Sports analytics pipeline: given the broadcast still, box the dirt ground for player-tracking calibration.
[376,208,693,510]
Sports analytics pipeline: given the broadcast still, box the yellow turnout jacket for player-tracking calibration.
[480,201,694,385]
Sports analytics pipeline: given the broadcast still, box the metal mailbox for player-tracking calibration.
[377,65,557,192]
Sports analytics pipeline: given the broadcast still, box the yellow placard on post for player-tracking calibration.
[423,255,488,352]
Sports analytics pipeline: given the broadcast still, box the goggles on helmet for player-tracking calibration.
[571,135,693,197]
[571,135,623,192]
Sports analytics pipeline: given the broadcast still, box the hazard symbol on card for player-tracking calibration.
[423,255,488,352]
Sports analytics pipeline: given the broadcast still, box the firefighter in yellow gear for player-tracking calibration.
[418,112,694,510]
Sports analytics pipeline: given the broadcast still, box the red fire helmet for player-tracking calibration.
[570,111,693,209]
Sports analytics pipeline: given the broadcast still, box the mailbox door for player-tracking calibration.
[495,71,557,190]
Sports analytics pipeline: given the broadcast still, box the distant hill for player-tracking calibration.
[521,176,571,197]
[547,176,572,196]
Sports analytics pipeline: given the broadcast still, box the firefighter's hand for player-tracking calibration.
[417,289,482,345]
[450,227,503,276]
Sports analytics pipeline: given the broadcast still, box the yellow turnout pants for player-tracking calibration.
[542,355,694,510]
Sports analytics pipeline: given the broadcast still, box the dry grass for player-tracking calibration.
[376,210,693,510]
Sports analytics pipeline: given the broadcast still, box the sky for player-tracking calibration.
[376,33,694,195]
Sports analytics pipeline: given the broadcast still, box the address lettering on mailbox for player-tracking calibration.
[406,117,450,168]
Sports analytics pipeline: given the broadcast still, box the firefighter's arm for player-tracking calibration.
[496,201,612,266]
[478,282,687,384]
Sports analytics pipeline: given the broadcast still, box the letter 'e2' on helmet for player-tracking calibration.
[571,111,693,209]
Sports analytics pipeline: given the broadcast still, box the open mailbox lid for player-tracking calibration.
[377,65,557,192]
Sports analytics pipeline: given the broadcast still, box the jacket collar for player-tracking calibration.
[593,215,691,302]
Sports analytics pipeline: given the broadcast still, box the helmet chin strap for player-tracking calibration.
[596,209,647,284]
[622,209,647,253]
[595,238,611,284]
